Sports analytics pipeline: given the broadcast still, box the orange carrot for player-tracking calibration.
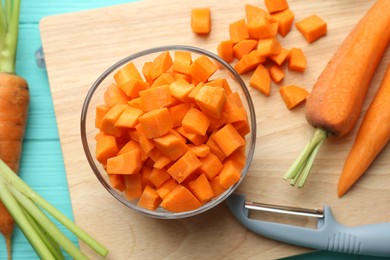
[150,72,175,88]
[119,79,149,98]
[138,107,174,139]
[250,64,271,96]
[176,126,208,146]
[124,173,143,200]
[288,47,307,72]
[264,0,289,14]
[142,61,153,84]
[182,107,210,136]
[247,14,274,39]
[210,176,227,197]
[95,105,109,129]
[114,106,143,129]
[269,47,289,66]
[195,85,226,119]
[99,103,127,137]
[269,64,285,83]
[271,9,295,37]
[212,124,246,157]
[153,133,189,161]
[191,8,211,35]
[139,85,174,112]
[219,160,242,189]
[188,173,214,204]
[138,185,162,211]
[233,39,258,59]
[257,37,282,58]
[217,40,234,63]
[279,85,309,110]
[199,152,223,180]
[173,50,192,75]
[229,19,249,43]
[189,55,218,84]
[296,14,327,43]
[104,83,129,107]
[168,103,190,127]
[149,168,171,188]
[108,174,125,192]
[188,144,210,158]
[160,185,202,213]
[234,50,264,75]
[135,123,156,154]
[149,51,173,80]
[113,61,142,87]
[95,132,118,164]
[167,151,202,183]
[338,65,390,197]
[245,4,271,23]
[284,0,390,187]
[156,178,178,200]
[106,149,142,175]
[169,77,194,102]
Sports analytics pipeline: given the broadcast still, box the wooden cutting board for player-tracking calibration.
[39,0,390,259]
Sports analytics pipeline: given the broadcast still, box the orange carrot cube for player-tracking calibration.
[138,107,173,139]
[167,151,202,183]
[106,149,142,175]
[188,173,214,204]
[195,85,226,119]
[138,185,162,211]
[191,8,211,34]
[296,14,327,43]
[182,107,210,136]
[212,124,246,157]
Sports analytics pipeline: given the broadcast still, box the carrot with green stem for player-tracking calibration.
[0,0,30,258]
[338,64,390,197]
[283,0,390,187]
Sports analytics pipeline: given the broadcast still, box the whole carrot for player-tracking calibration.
[0,0,30,259]
[338,64,390,197]
[283,0,390,187]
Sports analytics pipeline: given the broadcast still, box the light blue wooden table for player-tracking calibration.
[0,1,383,259]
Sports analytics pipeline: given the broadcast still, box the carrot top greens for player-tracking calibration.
[0,0,21,73]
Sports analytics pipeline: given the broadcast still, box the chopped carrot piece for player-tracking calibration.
[118,139,147,159]
[269,64,285,83]
[250,64,271,96]
[167,151,202,183]
[213,124,246,157]
[140,166,154,189]
[176,126,208,145]
[199,152,223,180]
[156,178,178,200]
[113,62,143,87]
[100,104,127,137]
[205,78,233,95]
[288,47,307,72]
[257,37,282,58]
[271,9,295,37]
[296,14,327,43]
[150,72,175,88]
[247,15,274,39]
[279,85,309,110]
[154,133,189,161]
[227,146,247,167]
[114,106,143,128]
[139,84,174,111]
[153,155,172,169]
[188,144,210,158]
[268,47,290,66]
[142,61,153,84]
[264,0,289,14]
[189,55,218,83]
[182,107,210,136]
[172,50,192,75]
[124,173,143,200]
[104,83,129,107]
[195,85,226,119]
[95,104,109,129]
[171,71,192,83]
[210,176,227,197]
[127,97,143,110]
[206,131,227,162]
[135,123,156,154]
[169,77,195,102]
[191,8,211,34]
[108,174,125,192]
[138,185,162,211]
[234,50,264,75]
[219,160,241,189]
[149,168,172,188]
[217,40,234,63]
[168,102,190,127]
[229,19,249,43]
[188,173,214,204]
[187,82,203,101]
[149,51,173,80]
[245,4,272,23]
[270,22,279,36]
[119,79,149,98]
[224,93,248,124]
[233,39,258,59]
[106,149,142,175]
[138,107,173,139]
[161,185,202,212]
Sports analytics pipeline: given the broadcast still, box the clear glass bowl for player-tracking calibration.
[80,45,256,219]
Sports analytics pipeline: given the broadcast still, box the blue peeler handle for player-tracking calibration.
[226,193,390,257]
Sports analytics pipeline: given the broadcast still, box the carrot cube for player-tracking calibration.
[108,174,125,192]
[106,149,142,175]
[229,19,249,43]
[234,50,264,75]
[189,55,218,83]
[95,132,118,164]
[219,160,241,189]
[153,133,189,161]
[95,104,109,129]
[138,107,173,139]
[119,79,149,98]
[245,4,271,23]
[271,9,295,37]
[114,106,143,128]
[199,152,223,180]
[167,151,202,183]
[210,176,227,197]
[279,85,309,110]
[160,185,202,212]
[149,168,172,188]
[264,0,289,14]
[168,103,190,127]
[139,84,174,111]
[217,40,234,63]
[212,124,246,157]
[191,8,211,34]
[142,61,153,84]
[118,140,147,162]
[233,39,258,59]
[269,47,290,66]
[124,173,143,200]
[176,126,208,145]
[113,62,143,87]
[150,72,175,88]
[188,144,210,158]
[149,51,173,80]
[257,37,282,58]
[169,78,195,102]
[206,131,227,162]
[173,51,192,75]
[205,78,232,96]
[288,48,307,72]
[195,85,226,119]
[247,15,274,39]
[135,123,156,154]
[250,64,271,96]
[188,173,214,204]
[100,103,127,136]
[296,14,327,43]
[269,64,285,83]
[138,185,162,211]
[182,107,210,136]
[156,178,178,199]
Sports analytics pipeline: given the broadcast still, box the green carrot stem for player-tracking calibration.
[8,184,88,260]
[283,128,328,186]
[0,179,55,259]
[0,159,109,257]
[21,207,65,260]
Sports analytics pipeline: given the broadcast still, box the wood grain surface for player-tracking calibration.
[39,0,390,259]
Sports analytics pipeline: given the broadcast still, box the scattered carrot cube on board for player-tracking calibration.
[271,9,295,37]
[296,14,327,43]
[288,48,307,72]
[229,19,249,43]
[191,8,211,34]
[264,0,289,14]
[279,85,309,110]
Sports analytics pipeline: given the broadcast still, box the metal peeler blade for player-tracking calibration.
[226,193,390,257]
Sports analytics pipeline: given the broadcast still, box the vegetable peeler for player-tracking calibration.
[226,193,390,257]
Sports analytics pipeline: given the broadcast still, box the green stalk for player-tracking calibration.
[8,184,88,260]
[0,160,109,257]
[283,128,328,187]
[0,0,20,73]
[0,179,55,259]
[21,207,65,260]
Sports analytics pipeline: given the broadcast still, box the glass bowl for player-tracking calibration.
[80,45,256,219]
